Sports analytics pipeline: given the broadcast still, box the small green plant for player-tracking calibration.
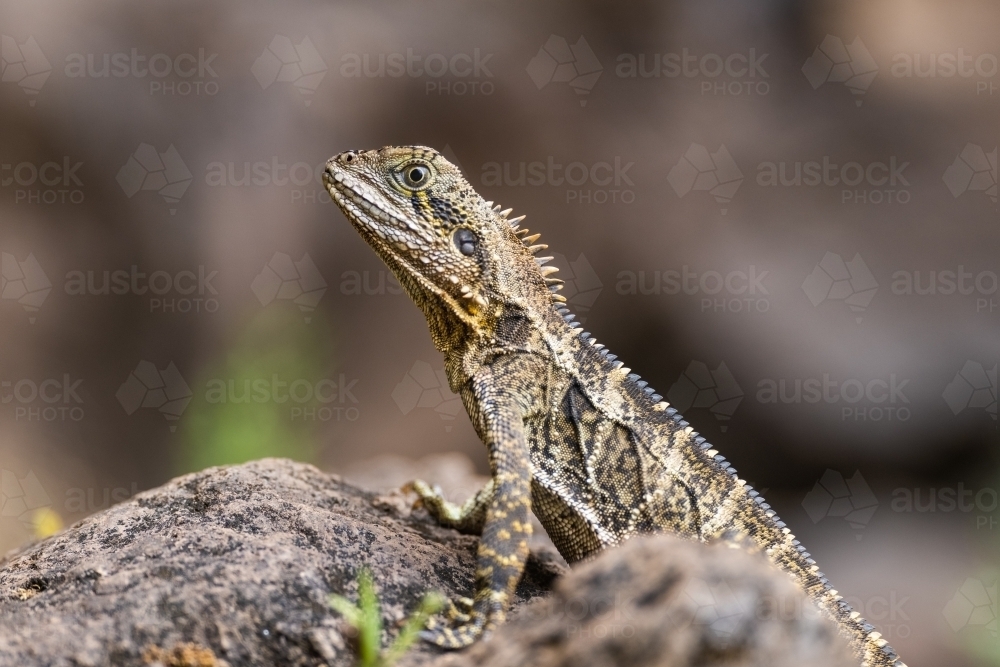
[329,567,445,667]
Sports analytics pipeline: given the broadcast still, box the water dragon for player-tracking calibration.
[323,145,905,667]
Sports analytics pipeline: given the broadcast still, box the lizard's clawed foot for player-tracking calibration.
[420,597,502,649]
[424,595,474,627]
[403,479,465,524]
[442,595,474,623]
[401,478,438,509]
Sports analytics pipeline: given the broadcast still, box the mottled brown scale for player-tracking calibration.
[324,146,906,667]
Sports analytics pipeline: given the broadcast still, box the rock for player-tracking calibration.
[430,535,856,667]
[0,458,563,667]
[0,458,853,667]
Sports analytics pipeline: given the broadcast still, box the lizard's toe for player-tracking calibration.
[402,479,439,510]
[444,596,475,622]
[419,621,484,649]
[420,598,501,649]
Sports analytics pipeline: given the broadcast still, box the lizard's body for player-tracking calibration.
[324,146,905,667]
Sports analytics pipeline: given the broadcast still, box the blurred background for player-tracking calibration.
[0,0,997,663]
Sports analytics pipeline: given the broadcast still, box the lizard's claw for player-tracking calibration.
[401,479,438,510]
[443,596,474,623]
[424,596,472,628]
[420,597,502,649]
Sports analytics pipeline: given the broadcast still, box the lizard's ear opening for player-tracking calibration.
[453,228,478,256]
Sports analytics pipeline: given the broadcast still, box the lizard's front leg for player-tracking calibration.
[406,478,494,535]
[421,375,533,648]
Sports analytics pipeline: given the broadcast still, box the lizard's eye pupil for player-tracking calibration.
[404,165,429,187]
[454,228,477,256]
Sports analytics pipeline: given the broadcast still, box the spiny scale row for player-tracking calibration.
[488,203,566,302]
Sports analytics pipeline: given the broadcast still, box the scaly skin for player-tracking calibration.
[324,145,906,666]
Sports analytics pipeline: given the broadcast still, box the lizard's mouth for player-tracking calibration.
[325,167,402,240]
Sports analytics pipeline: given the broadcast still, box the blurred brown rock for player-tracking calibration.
[431,535,856,667]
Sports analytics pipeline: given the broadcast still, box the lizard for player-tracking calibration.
[323,145,906,667]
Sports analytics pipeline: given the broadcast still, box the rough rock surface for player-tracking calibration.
[0,459,563,667]
[0,457,854,667]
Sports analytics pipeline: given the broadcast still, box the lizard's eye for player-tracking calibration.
[453,228,477,256]
[396,162,434,190]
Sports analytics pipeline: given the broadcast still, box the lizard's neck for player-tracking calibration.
[441,294,554,392]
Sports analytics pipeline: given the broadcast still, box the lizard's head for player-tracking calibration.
[325,146,563,347]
